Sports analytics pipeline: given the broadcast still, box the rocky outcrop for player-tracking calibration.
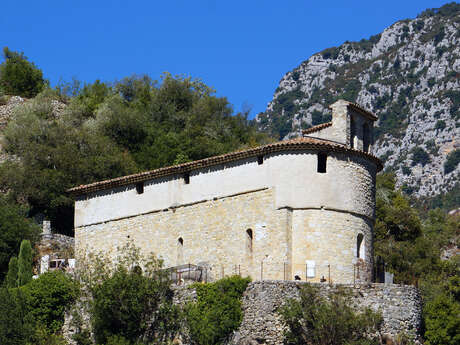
[258,4,460,199]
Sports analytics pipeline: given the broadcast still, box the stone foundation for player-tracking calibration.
[229,281,422,345]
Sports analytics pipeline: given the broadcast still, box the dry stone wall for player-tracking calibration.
[63,281,421,345]
[229,281,422,345]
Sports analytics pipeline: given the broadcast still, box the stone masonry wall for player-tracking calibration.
[291,209,373,283]
[76,184,375,283]
[64,281,421,345]
[76,188,292,281]
[229,281,422,345]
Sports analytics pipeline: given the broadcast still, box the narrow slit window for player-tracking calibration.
[257,155,264,165]
[177,237,184,265]
[350,116,355,149]
[317,153,327,173]
[363,124,370,153]
[246,229,253,254]
[136,182,144,194]
[357,234,365,259]
[184,172,190,184]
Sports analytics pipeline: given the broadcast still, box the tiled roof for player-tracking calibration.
[68,137,383,196]
[302,122,332,135]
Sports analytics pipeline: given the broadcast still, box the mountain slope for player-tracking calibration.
[257,3,460,200]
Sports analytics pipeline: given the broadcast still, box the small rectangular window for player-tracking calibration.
[136,182,144,194]
[257,155,264,165]
[317,153,327,173]
[184,172,190,184]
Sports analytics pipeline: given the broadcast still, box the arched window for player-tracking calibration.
[363,124,370,153]
[177,237,184,265]
[357,234,365,259]
[246,229,253,254]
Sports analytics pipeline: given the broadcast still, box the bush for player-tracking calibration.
[434,120,446,131]
[0,287,33,345]
[411,147,430,166]
[21,271,78,333]
[444,149,460,174]
[90,248,180,345]
[279,284,382,345]
[0,47,46,97]
[186,276,250,345]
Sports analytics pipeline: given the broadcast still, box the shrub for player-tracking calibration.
[0,47,46,97]
[444,149,460,174]
[434,120,446,131]
[402,165,412,176]
[279,284,382,345]
[90,250,180,345]
[321,47,340,60]
[411,147,430,166]
[186,276,250,345]
[21,271,78,333]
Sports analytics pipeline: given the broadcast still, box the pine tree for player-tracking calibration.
[17,240,33,286]
[5,256,18,288]
[0,47,46,97]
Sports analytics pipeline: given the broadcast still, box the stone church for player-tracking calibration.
[70,99,382,283]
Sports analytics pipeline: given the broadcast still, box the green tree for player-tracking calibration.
[21,270,78,334]
[17,240,33,286]
[87,244,180,345]
[424,276,460,345]
[0,197,39,281]
[444,149,460,174]
[0,287,33,345]
[0,93,137,234]
[279,284,382,345]
[5,256,18,288]
[0,74,271,235]
[0,47,46,97]
[186,276,251,345]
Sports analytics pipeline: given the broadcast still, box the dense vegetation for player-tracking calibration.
[186,276,250,345]
[0,197,39,281]
[0,248,77,345]
[0,49,272,235]
[280,284,383,345]
[375,173,459,345]
[0,47,47,98]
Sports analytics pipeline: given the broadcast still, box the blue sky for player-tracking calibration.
[0,0,452,117]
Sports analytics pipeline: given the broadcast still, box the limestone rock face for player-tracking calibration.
[258,5,460,199]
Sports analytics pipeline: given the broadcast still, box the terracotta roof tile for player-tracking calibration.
[302,122,332,135]
[68,137,382,196]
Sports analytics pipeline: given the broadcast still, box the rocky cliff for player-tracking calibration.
[257,3,460,199]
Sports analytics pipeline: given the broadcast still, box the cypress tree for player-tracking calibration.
[5,256,18,288]
[17,240,33,286]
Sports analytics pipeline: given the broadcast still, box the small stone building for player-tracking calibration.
[70,100,382,283]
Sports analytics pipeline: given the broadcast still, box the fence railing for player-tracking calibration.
[167,260,373,285]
